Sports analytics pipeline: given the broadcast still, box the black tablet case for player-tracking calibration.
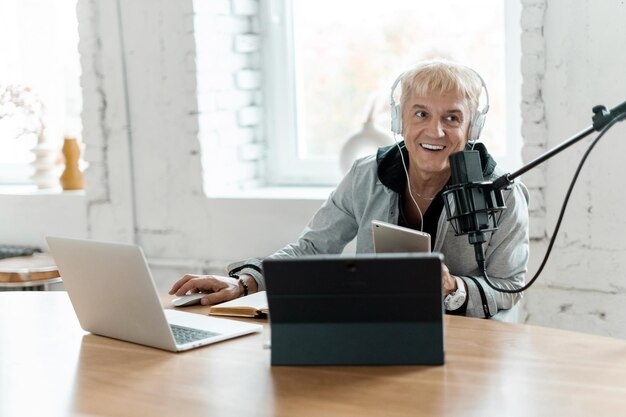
[264,253,444,366]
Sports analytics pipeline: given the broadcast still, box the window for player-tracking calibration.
[0,0,81,186]
[263,0,521,186]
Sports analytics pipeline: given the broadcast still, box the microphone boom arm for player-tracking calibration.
[442,99,626,300]
[493,100,626,191]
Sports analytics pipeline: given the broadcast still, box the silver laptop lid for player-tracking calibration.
[47,237,178,351]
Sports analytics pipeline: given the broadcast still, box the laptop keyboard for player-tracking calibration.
[170,324,221,345]
[0,244,42,260]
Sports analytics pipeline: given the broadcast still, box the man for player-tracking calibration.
[170,60,529,321]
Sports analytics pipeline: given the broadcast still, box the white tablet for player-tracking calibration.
[371,220,431,253]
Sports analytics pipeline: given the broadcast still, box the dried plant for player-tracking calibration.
[0,84,45,139]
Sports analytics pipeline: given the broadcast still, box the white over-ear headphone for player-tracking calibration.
[389,67,490,143]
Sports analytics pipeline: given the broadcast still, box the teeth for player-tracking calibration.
[421,144,445,150]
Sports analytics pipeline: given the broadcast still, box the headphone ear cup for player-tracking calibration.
[468,111,486,143]
[391,104,402,134]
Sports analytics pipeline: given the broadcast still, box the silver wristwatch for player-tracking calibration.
[444,276,467,311]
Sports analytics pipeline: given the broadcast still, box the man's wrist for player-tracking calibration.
[444,274,458,296]
[237,274,258,296]
[444,276,467,311]
[237,277,249,297]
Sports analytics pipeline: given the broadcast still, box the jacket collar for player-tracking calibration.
[376,141,497,193]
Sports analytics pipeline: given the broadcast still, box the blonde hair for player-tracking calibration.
[399,60,483,121]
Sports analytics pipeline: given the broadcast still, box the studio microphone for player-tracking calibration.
[442,150,506,267]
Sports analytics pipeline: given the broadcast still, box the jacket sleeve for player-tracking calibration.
[227,160,363,290]
[462,180,530,319]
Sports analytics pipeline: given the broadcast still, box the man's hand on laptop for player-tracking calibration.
[168,274,258,305]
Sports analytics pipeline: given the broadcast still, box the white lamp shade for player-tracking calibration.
[339,120,393,174]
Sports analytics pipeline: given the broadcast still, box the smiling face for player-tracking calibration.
[402,90,471,180]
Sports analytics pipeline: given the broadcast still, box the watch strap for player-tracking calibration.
[444,276,467,311]
[464,275,492,319]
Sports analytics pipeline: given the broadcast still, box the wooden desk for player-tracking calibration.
[1,292,626,417]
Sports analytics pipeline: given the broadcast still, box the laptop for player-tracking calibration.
[46,237,262,352]
[263,253,444,366]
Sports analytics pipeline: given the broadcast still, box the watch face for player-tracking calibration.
[445,291,466,311]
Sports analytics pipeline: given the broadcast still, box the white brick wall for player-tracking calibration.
[232,0,258,16]
[194,0,263,195]
[235,69,261,89]
[519,0,626,339]
[78,0,136,243]
[234,34,260,53]
[520,0,547,240]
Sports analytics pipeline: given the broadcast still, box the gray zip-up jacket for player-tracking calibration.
[229,143,529,321]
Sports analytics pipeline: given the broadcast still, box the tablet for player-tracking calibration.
[371,220,431,253]
[264,253,444,365]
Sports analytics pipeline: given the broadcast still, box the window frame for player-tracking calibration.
[262,0,523,186]
[262,0,340,186]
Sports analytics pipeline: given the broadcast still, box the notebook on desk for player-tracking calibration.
[263,253,445,366]
[46,237,261,352]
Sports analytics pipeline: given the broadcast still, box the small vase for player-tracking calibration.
[60,137,84,190]
[30,128,60,189]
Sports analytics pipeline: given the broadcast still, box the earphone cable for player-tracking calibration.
[393,134,425,233]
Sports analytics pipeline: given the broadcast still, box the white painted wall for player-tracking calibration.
[0,192,87,246]
[521,0,626,338]
[1,0,625,338]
